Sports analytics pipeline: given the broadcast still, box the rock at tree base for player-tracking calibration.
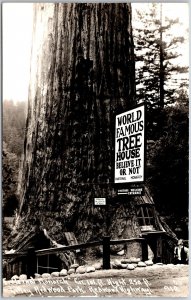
[19,274,27,280]
[93,262,102,270]
[42,273,52,278]
[145,260,153,266]
[11,275,19,280]
[137,261,147,267]
[76,266,86,274]
[68,268,75,275]
[86,266,95,273]
[127,264,135,270]
[59,269,68,276]
[51,272,60,277]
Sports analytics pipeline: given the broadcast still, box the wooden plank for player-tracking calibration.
[4,238,147,259]
[64,232,78,245]
[35,240,102,256]
[35,238,146,256]
[3,251,27,258]
[110,238,145,245]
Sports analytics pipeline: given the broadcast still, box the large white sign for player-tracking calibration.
[115,104,145,183]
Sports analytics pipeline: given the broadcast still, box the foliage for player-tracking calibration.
[2,100,27,217]
[3,100,27,156]
[146,102,188,218]
[133,3,188,139]
[132,4,189,230]
[2,142,19,214]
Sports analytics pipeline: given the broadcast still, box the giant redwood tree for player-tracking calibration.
[9,3,138,249]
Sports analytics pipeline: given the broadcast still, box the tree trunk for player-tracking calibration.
[12,3,137,247]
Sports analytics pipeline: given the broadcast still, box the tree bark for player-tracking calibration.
[13,3,138,247]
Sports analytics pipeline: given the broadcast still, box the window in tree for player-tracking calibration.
[136,205,156,231]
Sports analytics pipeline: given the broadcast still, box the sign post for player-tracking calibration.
[102,236,111,269]
[94,198,110,269]
[94,198,108,235]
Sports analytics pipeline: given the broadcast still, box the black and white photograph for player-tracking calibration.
[2,1,189,297]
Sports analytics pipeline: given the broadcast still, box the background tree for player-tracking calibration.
[2,142,19,213]
[133,3,188,139]
[2,141,20,249]
[2,100,27,215]
[146,102,188,238]
[3,100,27,155]
[132,3,189,238]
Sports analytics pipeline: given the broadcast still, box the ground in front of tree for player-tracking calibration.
[3,264,189,297]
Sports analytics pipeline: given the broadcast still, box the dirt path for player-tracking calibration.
[3,264,189,297]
